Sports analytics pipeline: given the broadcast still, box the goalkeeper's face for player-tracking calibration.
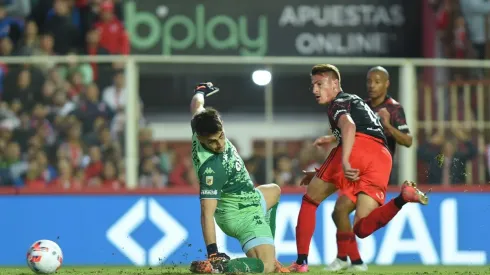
[199,131,226,153]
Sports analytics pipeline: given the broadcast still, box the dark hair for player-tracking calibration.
[191,107,223,137]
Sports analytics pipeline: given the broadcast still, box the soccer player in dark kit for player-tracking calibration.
[288,64,429,273]
[324,66,414,271]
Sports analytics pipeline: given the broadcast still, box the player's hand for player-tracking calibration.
[300,170,316,186]
[194,82,220,97]
[313,135,336,149]
[342,161,360,182]
[377,108,391,126]
[208,252,230,261]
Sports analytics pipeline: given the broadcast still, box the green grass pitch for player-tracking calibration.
[1,265,490,275]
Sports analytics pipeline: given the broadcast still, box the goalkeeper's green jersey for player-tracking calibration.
[191,129,260,212]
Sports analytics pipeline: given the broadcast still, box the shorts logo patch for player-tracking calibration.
[206,176,214,186]
[376,192,385,200]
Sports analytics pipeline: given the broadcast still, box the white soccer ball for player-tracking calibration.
[26,240,63,274]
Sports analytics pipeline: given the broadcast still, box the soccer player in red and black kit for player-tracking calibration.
[288,64,428,273]
[324,66,414,271]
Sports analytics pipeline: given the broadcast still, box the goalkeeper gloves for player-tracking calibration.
[194,82,220,97]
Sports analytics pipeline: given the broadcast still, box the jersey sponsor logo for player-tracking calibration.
[205,176,214,186]
[398,124,409,130]
[201,189,218,195]
[204,167,215,174]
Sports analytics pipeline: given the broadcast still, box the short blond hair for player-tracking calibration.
[311,64,341,86]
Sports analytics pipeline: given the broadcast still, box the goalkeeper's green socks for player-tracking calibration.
[224,257,264,273]
[265,203,278,239]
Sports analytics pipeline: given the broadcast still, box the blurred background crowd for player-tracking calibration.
[0,0,488,191]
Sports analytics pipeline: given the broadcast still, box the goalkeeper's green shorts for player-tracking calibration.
[215,189,274,252]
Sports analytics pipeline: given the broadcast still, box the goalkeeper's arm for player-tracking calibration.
[191,93,205,117]
[190,82,220,117]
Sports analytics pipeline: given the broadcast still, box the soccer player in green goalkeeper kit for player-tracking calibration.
[188,83,290,274]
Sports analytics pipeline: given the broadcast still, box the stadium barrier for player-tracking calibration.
[2,186,489,266]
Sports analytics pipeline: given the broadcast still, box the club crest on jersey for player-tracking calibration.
[205,176,214,186]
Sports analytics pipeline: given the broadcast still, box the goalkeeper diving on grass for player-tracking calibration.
[188,83,289,274]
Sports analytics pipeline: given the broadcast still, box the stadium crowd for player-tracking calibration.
[0,0,149,189]
[0,0,487,190]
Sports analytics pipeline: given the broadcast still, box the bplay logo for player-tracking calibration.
[124,2,268,56]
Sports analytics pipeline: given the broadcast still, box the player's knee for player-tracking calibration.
[353,222,369,239]
[271,183,281,200]
[261,183,281,204]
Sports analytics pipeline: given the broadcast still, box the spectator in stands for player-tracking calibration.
[139,156,166,188]
[50,91,76,117]
[93,0,128,55]
[51,158,80,188]
[84,28,108,81]
[0,37,13,56]
[76,83,112,132]
[0,1,24,46]
[102,70,125,113]
[83,145,102,181]
[31,33,56,73]
[19,157,45,188]
[418,128,477,185]
[274,155,294,186]
[157,141,172,175]
[36,150,56,183]
[100,160,122,188]
[43,0,80,55]
[4,69,39,111]
[57,122,84,168]
[16,20,39,56]
[460,0,490,59]
[40,80,55,105]
[246,143,267,185]
[97,126,121,163]
[0,141,27,184]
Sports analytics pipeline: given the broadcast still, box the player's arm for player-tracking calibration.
[384,124,412,147]
[200,199,218,247]
[198,158,229,259]
[190,83,220,116]
[384,106,413,147]
[338,114,356,163]
[191,93,205,116]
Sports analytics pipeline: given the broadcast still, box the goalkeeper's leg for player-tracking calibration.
[257,184,281,238]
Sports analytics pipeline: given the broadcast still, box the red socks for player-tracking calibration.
[353,199,401,238]
[336,232,362,263]
[335,232,351,259]
[348,234,362,263]
[296,195,319,256]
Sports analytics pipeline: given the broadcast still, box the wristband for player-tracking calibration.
[206,243,218,255]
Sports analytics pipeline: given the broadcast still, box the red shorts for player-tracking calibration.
[316,133,392,205]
